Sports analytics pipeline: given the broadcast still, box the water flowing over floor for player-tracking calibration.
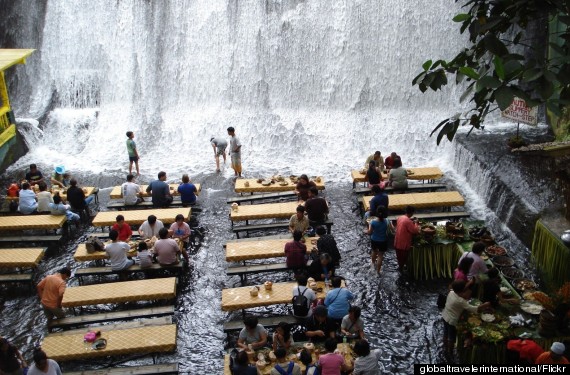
[0,1,551,373]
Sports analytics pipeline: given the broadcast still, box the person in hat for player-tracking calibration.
[50,166,66,188]
[126,131,140,176]
[25,164,45,186]
[0,337,27,375]
[535,342,569,364]
[36,267,72,321]
[210,136,227,173]
[305,305,336,342]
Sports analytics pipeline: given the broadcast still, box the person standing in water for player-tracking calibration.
[210,136,227,173]
[227,126,242,177]
[126,131,140,176]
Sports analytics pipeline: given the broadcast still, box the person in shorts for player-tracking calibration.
[126,131,140,175]
[367,206,392,274]
[210,136,227,173]
[227,127,242,177]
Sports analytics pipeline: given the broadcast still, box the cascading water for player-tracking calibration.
[2,0,468,178]
[3,1,546,373]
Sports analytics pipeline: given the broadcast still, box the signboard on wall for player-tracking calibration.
[501,97,538,125]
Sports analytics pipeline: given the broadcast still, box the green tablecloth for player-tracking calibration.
[408,242,463,280]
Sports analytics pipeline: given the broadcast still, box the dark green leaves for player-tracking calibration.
[495,87,514,110]
[459,67,479,80]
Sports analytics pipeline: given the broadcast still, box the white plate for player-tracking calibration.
[520,302,544,315]
[481,313,496,322]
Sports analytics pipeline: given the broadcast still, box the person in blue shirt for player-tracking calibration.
[367,206,394,274]
[324,276,354,327]
[146,171,173,208]
[177,174,198,206]
[364,184,389,220]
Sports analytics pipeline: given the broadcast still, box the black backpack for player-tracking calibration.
[292,287,309,316]
[85,235,106,253]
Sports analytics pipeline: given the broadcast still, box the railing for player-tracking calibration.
[0,106,10,134]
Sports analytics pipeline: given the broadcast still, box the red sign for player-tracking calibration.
[501,97,538,125]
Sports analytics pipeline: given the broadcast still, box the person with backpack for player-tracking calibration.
[299,349,319,375]
[270,348,301,375]
[292,275,316,318]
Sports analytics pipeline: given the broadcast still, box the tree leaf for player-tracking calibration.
[484,34,509,56]
[547,100,563,117]
[494,86,514,110]
[412,72,426,86]
[453,13,471,22]
[494,56,505,80]
[478,75,502,89]
[459,66,480,80]
[422,60,433,71]
[522,68,543,82]
[460,83,475,103]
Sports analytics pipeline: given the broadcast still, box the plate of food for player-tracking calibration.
[279,181,288,186]
[261,180,272,186]
[481,313,496,322]
[487,330,503,342]
[491,255,514,267]
[467,316,482,326]
[501,266,524,280]
[520,301,544,315]
[471,327,485,337]
[514,278,537,292]
[486,245,507,256]
[500,286,513,296]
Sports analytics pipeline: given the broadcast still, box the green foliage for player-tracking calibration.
[412,0,570,144]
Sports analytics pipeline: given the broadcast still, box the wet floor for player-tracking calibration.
[0,174,532,374]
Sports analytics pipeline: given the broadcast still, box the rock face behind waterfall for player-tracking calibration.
[453,127,563,247]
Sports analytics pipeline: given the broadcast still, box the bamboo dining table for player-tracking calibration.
[0,248,45,268]
[351,167,443,185]
[61,277,177,308]
[225,237,318,262]
[6,187,97,201]
[222,281,337,312]
[73,242,140,262]
[235,177,325,194]
[91,207,191,227]
[363,191,465,212]
[229,201,299,224]
[109,184,201,199]
[0,215,67,232]
[41,324,177,362]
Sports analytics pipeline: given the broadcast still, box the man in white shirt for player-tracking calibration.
[138,215,164,240]
[121,174,143,205]
[104,230,134,271]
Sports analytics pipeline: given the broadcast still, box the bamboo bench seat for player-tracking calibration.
[0,235,62,243]
[0,273,33,290]
[227,262,291,285]
[232,220,333,239]
[65,363,179,375]
[353,183,447,195]
[223,315,302,334]
[74,263,184,284]
[47,305,175,332]
[107,200,202,212]
[48,316,173,336]
[226,191,298,205]
[386,211,470,222]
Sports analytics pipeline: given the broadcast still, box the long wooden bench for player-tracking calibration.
[74,263,184,284]
[226,191,298,205]
[49,316,173,336]
[232,220,333,239]
[47,305,175,332]
[353,183,447,195]
[0,273,34,290]
[386,211,470,222]
[0,235,62,244]
[65,363,179,375]
[223,315,303,335]
[107,200,202,212]
[227,262,291,285]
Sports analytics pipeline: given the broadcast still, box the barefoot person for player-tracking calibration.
[36,267,72,321]
[227,126,242,177]
[126,131,140,175]
[210,136,227,173]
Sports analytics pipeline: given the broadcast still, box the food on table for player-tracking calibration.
[485,245,507,256]
[487,330,503,342]
[481,313,496,322]
[531,291,555,310]
[467,316,482,326]
[514,278,537,292]
[491,255,514,267]
[500,286,512,296]
[501,266,524,280]
[520,301,544,315]
[471,327,485,337]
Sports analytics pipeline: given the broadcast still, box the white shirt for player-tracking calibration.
[37,191,54,212]
[442,290,478,326]
[138,220,164,240]
[105,241,131,271]
[121,181,141,205]
[27,359,62,375]
[18,189,37,214]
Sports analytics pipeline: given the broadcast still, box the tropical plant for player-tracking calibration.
[413,0,570,144]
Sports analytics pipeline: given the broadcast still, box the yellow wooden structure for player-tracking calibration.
[225,237,318,262]
[363,191,465,211]
[351,167,444,184]
[0,49,34,154]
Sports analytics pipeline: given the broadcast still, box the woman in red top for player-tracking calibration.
[284,230,307,269]
[111,214,133,242]
[393,205,420,272]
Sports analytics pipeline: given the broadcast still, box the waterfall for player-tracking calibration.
[1,0,468,179]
